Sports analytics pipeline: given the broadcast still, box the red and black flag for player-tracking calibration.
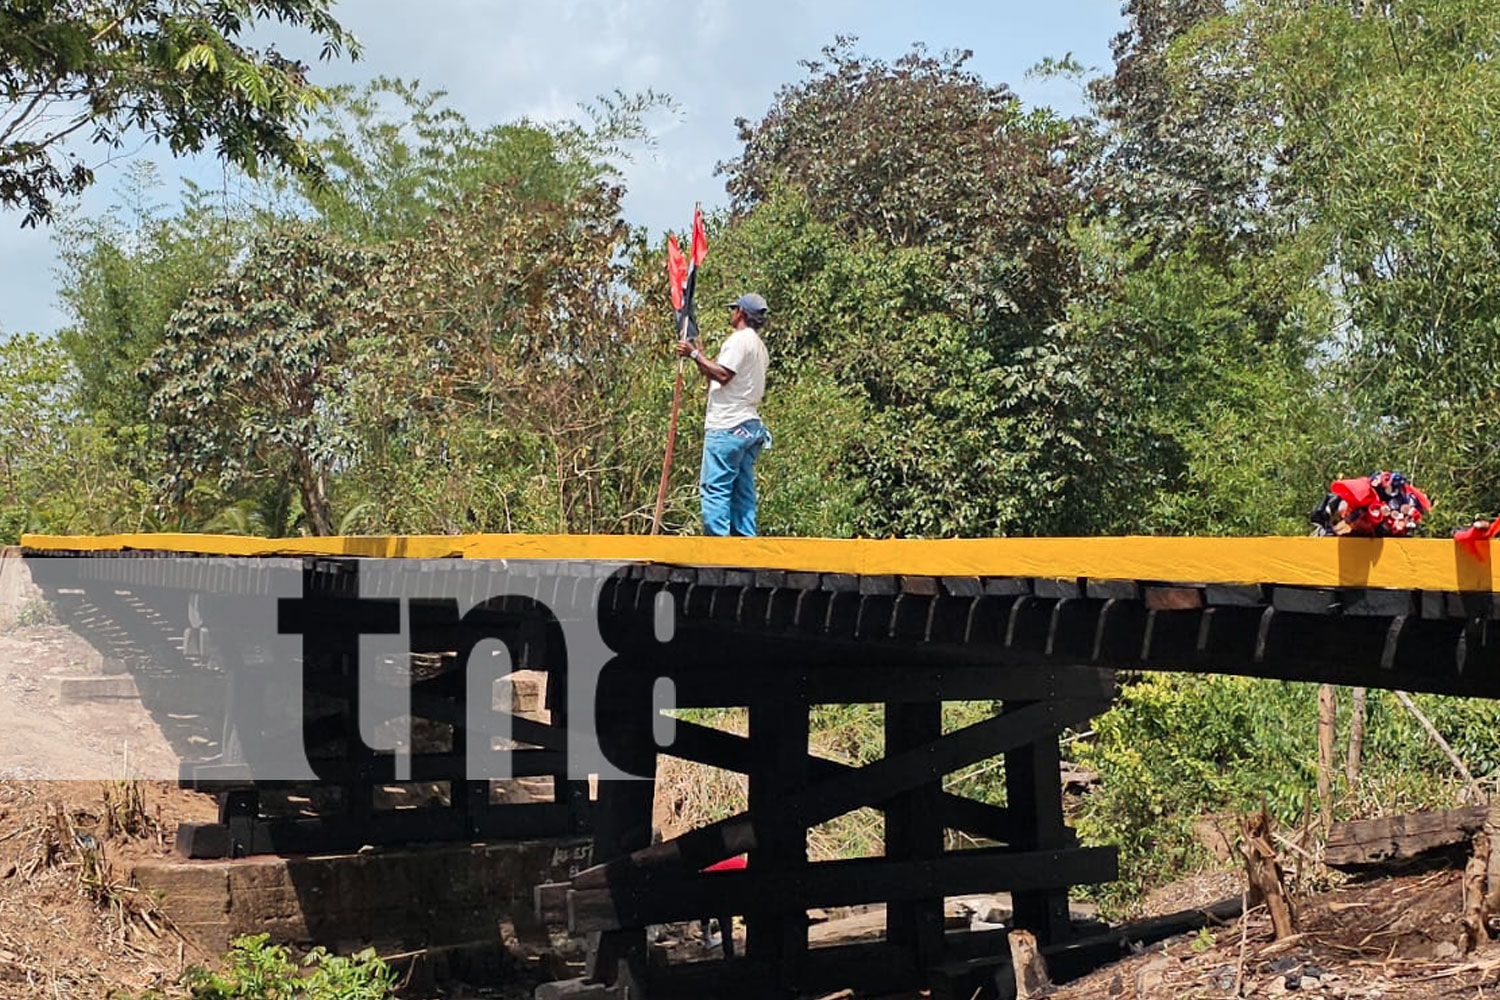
[666,205,708,341]
[651,205,711,535]
[667,234,688,312]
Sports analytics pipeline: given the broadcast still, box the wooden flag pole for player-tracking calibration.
[651,316,691,535]
[651,204,704,536]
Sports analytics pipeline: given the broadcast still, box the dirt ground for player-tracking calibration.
[1050,866,1500,1000]
[0,622,183,781]
[4,778,1496,1000]
[0,779,218,999]
[0,607,220,998]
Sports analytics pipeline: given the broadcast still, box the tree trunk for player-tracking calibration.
[1463,822,1489,952]
[1008,929,1051,1000]
[1242,808,1296,939]
[298,455,334,536]
[1484,802,1500,939]
[1345,687,1366,786]
[1317,684,1337,828]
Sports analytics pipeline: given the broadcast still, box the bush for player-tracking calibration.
[1071,674,1500,914]
[178,935,397,1000]
[1070,674,1308,911]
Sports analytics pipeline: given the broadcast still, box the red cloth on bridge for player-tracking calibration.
[1456,518,1500,559]
[1330,477,1378,510]
[702,855,748,872]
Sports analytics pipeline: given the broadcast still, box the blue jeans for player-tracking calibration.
[700,419,768,536]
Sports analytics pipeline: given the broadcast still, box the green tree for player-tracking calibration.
[1085,0,1270,244]
[1252,0,1500,522]
[56,162,246,432]
[691,187,1122,538]
[1044,0,1336,536]
[0,0,359,226]
[52,163,254,535]
[721,39,1084,321]
[1149,0,1500,523]
[0,331,151,540]
[72,82,673,537]
[0,331,66,540]
[281,78,671,243]
[1056,223,1334,535]
[145,227,384,535]
[343,180,658,534]
[710,41,1112,536]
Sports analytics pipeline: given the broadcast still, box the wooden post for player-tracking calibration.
[650,358,687,536]
[885,700,945,964]
[1317,684,1337,828]
[651,312,694,536]
[1345,687,1366,786]
[745,693,810,987]
[586,657,658,987]
[1004,701,1073,944]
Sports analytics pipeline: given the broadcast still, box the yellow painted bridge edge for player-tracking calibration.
[19,533,1500,592]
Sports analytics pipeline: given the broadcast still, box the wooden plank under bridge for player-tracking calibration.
[18,532,1500,998]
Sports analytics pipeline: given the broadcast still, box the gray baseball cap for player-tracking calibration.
[728,293,768,317]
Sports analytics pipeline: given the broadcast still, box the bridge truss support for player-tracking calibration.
[545,628,1119,999]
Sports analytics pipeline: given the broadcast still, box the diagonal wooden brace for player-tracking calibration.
[663,717,1034,845]
[571,698,1110,891]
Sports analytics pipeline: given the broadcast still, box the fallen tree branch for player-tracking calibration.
[1234,890,1250,996]
[1394,691,1485,803]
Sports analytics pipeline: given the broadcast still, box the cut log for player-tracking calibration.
[1008,929,1051,1000]
[1324,805,1488,870]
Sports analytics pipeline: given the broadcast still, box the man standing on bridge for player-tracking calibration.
[674,294,771,536]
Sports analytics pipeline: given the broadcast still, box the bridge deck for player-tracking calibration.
[21,532,1500,592]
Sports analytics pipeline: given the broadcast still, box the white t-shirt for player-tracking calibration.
[705,327,768,430]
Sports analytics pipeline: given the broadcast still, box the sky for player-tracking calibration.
[0,1,1126,337]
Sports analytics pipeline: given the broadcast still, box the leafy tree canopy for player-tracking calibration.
[1196,0,1500,520]
[55,162,245,429]
[0,0,359,226]
[145,227,384,535]
[1085,0,1268,244]
[280,78,673,242]
[719,39,1086,324]
[340,178,657,535]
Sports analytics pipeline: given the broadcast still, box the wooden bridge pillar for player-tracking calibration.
[745,693,810,985]
[1004,699,1075,945]
[586,652,659,989]
[884,699,946,963]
